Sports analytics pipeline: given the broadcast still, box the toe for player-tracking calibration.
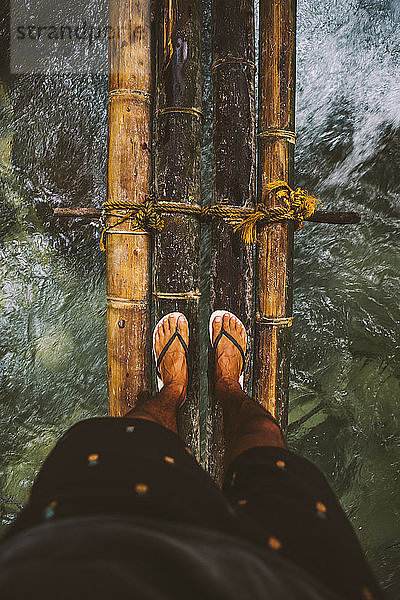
[163,315,170,335]
[231,314,238,334]
[233,315,239,332]
[223,312,230,330]
[159,318,164,336]
[239,321,246,351]
[212,313,223,343]
[168,313,176,332]
[177,314,189,343]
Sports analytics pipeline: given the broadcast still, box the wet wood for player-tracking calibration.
[205,0,256,484]
[54,207,361,225]
[306,211,361,224]
[106,0,153,416]
[54,207,102,217]
[153,0,202,457]
[253,0,296,426]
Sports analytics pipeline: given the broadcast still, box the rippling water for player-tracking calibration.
[1,0,399,595]
[291,1,400,593]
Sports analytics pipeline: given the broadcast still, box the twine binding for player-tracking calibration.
[258,129,297,144]
[256,314,293,327]
[108,89,152,103]
[156,106,203,119]
[153,291,201,300]
[212,56,256,71]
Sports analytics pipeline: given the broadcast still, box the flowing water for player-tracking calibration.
[0,0,399,595]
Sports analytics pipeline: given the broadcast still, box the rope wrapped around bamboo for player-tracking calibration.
[99,181,320,250]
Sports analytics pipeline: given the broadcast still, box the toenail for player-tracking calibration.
[215,316,221,322]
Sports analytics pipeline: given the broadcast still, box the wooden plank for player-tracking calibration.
[206,0,256,484]
[106,0,153,416]
[153,0,202,457]
[253,0,297,427]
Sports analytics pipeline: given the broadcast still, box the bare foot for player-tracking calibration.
[125,313,189,434]
[212,312,246,388]
[154,312,189,395]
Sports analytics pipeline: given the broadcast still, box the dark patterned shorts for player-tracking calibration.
[3,417,383,600]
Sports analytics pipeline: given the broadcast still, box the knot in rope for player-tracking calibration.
[99,196,164,251]
[233,181,320,243]
[134,197,164,232]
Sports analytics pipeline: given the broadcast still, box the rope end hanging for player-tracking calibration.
[233,210,264,244]
[99,228,107,252]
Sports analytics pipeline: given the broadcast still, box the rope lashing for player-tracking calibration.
[99,181,320,250]
[233,181,320,243]
[99,197,164,251]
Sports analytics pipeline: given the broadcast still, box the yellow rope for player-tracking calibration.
[99,182,320,250]
[233,181,320,243]
[99,196,164,251]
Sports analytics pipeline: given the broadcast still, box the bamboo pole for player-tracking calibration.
[153,0,202,457]
[205,0,256,483]
[253,0,296,427]
[106,0,153,416]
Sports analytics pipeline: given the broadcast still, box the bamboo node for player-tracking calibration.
[105,230,150,236]
[258,129,297,144]
[106,297,148,306]
[108,89,152,103]
[212,56,256,71]
[256,314,294,327]
[153,291,201,300]
[156,106,203,119]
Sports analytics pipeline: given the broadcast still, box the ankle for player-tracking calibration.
[126,406,179,434]
[221,396,286,448]
[223,419,286,472]
[124,384,186,435]
[128,412,178,435]
[224,429,286,470]
[215,376,242,393]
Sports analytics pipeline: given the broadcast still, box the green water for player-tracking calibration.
[1,0,400,596]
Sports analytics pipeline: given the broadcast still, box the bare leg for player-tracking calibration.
[125,313,188,435]
[211,313,286,474]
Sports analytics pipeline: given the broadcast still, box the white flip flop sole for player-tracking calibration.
[153,312,189,391]
[209,310,247,389]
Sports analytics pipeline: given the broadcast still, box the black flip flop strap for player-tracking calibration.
[212,325,245,374]
[156,325,189,380]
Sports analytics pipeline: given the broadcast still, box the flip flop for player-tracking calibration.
[153,312,189,393]
[209,310,246,389]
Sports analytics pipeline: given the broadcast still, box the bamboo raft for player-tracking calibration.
[55,0,360,479]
